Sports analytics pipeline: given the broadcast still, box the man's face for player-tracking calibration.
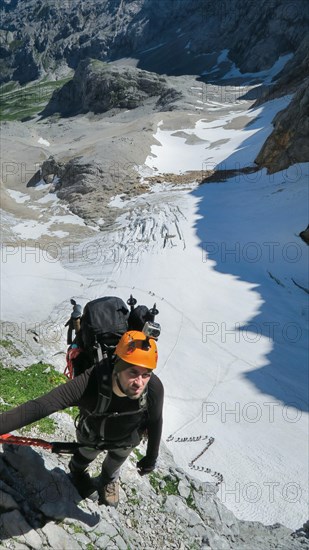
[118,365,152,399]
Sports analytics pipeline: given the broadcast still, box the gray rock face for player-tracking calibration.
[37,155,105,198]
[41,523,81,550]
[36,155,132,221]
[42,60,182,116]
[255,79,309,173]
[252,33,309,173]
[0,0,308,84]
[1,0,308,179]
[256,34,309,102]
[0,442,308,550]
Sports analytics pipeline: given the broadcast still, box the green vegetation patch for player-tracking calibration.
[65,405,79,420]
[186,488,199,512]
[0,77,72,121]
[9,39,24,51]
[0,362,73,434]
[0,81,17,94]
[133,447,143,461]
[149,470,200,513]
[149,471,181,497]
[20,416,56,435]
[149,470,161,491]
[128,487,140,506]
[68,523,86,535]
[162,475,179,496]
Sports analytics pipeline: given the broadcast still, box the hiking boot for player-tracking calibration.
[98,480,119,508]
[69,465,97,500]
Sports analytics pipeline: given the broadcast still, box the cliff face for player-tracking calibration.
[0,441,308,550]
[0,0,308,84]
[1,0,308,174]
[255,79,309,173]
[253,34,309,172]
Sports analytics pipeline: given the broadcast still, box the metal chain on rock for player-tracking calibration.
[166,434,224,486]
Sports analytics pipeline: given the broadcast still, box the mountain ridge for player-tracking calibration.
[1,0,308,85]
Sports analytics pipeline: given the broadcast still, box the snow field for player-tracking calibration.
[1,84,308,529]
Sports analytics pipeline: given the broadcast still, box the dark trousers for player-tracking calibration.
[69,429,135,483]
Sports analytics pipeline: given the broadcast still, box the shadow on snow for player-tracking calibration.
[191,106,308,413]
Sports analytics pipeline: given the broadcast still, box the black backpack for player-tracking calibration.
[64,295,159,418]
[74,296,129,376]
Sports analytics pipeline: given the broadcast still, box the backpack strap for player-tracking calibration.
[91,345,113,416]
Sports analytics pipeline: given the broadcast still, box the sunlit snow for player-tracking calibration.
[1,88,308,531]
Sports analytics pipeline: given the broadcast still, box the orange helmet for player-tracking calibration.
[115,331,158,370]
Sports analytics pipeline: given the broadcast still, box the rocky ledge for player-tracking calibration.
[41,60,183,117]
[0,440,308,550]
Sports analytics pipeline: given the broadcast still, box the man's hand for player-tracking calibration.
[136,456,156,476]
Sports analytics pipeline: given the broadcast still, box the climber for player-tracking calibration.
[0,331,164,508]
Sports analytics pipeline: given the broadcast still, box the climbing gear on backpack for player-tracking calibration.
[98,480,119,508]
[115,331,158,370]
[64,344,81,379]
[64,295,160,379]
[65,299,82,346]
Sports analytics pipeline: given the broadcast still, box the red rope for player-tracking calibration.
[64,346,83,379]
[0,433,52,450]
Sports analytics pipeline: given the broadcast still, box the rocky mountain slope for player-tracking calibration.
[0,3,308,545]
[1,0,308,179]
[41,59,183,117]
[255,78,309,173]
[254,34,309,172]
[1,439,308,550]
[0,0,308,84]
